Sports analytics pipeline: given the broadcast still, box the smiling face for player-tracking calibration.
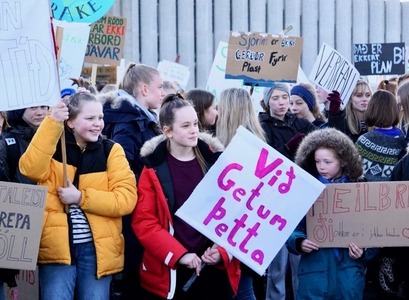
[67,101,104,149]
[314,147,343,180]
[164,105,199,149]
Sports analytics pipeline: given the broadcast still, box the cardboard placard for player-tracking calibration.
[353,42,406,76]
[84,15,127,66]
[0,182,47,270]
[0,0,60,111]
[309,43,360,107]
[225,32,303,86]
[206,41,265,111]
[307,181,409,248]
[176,127,325,275]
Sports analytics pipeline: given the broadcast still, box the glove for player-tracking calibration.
[327,90,342,114]
[285,132,305,154]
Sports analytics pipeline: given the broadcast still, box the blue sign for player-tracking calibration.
[50,0,115,24]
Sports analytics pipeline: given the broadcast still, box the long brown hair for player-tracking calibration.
[160,93,208,174]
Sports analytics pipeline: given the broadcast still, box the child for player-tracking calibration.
[286,128,378,299]
[132,94,240,300]
[186,89,218,134]
[355,89,406,182]
[290,83,327,128]
[19,92,137,299]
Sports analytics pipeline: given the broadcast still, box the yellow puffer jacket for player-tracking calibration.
[19,116,137,278]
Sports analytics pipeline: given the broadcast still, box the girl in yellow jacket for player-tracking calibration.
[19,92,137,300]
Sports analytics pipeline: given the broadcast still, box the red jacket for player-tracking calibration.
[132,134,240,299]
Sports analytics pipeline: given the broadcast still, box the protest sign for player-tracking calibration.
[0,0,60,111]
[0,181,47,270]
[50,0,115,24]
[353,42,406,76]
[206,41,264,111]
[58,24,91,89]
[175,127,325,275]
[225,32,303,86]
[309,43,360,107]
[85,15,127,66]
[307,181,409,248]
[157,60,190,91]
[13,269,39,300]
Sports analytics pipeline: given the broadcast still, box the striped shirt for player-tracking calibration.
[69,204,92,244]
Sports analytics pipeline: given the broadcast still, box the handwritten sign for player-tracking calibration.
[50,0,115,24]
[58,24,91,90]
[309,43,360,107]
[206,41,264,112]
[0,182,47,270]
[84,15,127,66]
[175,126,325,275]
[14,269,39,300]
[0,0,60,111]
[307,181,409,248]
[157,60,190,91]
[354,42,406,76]
[225,32,303,86]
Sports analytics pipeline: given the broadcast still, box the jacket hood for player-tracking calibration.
[98,91,147,123]
[140,132,224,158]
[295,128,363,180]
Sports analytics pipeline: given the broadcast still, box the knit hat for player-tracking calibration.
[290,85,316,112]
[263,83,290,107]
[61,88,76,98]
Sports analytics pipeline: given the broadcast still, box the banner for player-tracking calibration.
[0,0,60,111]
[84,15,127,66]
[225,32,303,86]
[176,127,325,275]
[353,42,406,76]
[0,182,47,270]
[309,43,360,107]
[50,0,115,24]
[307,181,409,248]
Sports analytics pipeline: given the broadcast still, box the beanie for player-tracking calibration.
[290,85,315,112]
[263,83,290,107]
[61,88,76,98]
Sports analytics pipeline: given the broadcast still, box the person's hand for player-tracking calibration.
[327,90,342,114]
[285,132,305,154]
[179,253,202,276]
[201,246,221,265]
[301,239,319,253]
[50,101,69,123]
[57,179,82,205]
[349,243,364,259]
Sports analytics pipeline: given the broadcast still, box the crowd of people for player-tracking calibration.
[1,64,409,300]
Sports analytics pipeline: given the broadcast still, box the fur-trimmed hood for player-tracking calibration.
[295,128,363,180]
[98,90,158,137]
[140,132,224,168]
